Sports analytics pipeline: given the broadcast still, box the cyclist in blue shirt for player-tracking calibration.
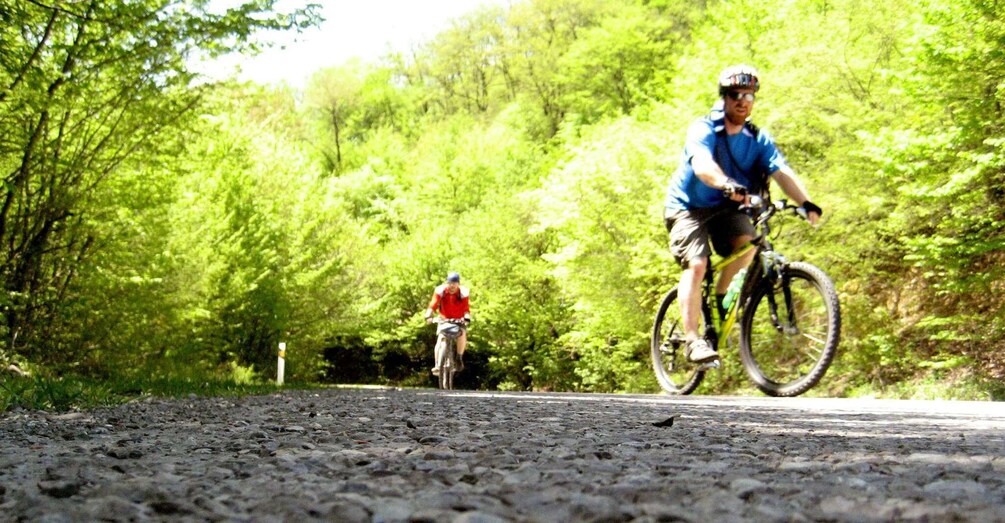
[664,64,823,364]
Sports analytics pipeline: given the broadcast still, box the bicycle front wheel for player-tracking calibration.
[651,287,704,395]
[437,340,454,390]
[739,262,840,397]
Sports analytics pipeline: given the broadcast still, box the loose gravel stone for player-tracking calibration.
[1,389,1004,522]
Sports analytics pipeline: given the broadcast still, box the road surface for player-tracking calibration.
[1,388,1003,521]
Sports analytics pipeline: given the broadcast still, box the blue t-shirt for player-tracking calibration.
[665,114,789,211]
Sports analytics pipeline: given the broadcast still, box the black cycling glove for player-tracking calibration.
[722,181,748,199]
[801,201,823,216]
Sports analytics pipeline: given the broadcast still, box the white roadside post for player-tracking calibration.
[277,342,286,385]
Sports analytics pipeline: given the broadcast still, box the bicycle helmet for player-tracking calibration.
[446,272,461,283]
[718,64,760,96]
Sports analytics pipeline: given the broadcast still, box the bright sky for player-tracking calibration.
[200,0,511,88]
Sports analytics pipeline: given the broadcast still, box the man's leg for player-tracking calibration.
[432,334,445,374]
[679,257,718,362]
[456,331,467,371]
[668,209,718,363]
[679,256,708,340]
[716,235,756,294]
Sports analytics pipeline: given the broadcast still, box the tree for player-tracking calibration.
[533,114,674,391]
[556,3,691,122]
[303,62,415,176]
[864,0,1005,379]
[0,0,320,367]
[504,0,612,137]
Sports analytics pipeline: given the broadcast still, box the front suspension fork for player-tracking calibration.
[765,271,800,335]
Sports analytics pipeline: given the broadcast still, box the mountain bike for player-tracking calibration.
[651,197,840,397]
[433,318,467,390]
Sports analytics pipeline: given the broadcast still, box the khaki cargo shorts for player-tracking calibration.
[665,205,755,268]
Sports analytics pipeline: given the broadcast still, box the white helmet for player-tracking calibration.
[718,64,760,95]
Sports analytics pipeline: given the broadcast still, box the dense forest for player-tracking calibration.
[1,0,1003,402]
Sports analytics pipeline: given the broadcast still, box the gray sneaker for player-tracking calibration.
[685,339,718,363]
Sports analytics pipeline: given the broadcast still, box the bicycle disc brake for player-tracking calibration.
[659,340,681,372]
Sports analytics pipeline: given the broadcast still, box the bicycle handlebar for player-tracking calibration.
[742,196,813,227]
[432,317,470,325]
[743,196,812,220]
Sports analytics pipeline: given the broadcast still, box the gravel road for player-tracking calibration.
[1,388,1003,522]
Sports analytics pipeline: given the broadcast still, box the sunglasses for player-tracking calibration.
[726,91,756,102]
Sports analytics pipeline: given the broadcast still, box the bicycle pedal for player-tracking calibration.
[698,360,721,371]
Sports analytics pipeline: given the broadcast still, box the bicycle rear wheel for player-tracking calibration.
[739,262,840,396]
[651,287,704,395]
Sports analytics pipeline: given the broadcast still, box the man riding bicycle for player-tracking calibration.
[664,64,823,364]
[424,272,471,375]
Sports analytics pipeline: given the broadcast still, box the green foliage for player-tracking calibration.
[166,85,378,382]
[1,374,99,412]
[847,0,1005,383]
[455,200,574,391]
[0,0,321,372]
[556,3,689,123]
[534,114,674,391]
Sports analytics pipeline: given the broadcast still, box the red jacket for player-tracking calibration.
[428,284,470,319]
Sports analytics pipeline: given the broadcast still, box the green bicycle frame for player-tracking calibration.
[709,241,757,338]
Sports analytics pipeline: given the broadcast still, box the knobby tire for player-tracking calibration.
[739,261,840,397]
[650,286,705,395]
